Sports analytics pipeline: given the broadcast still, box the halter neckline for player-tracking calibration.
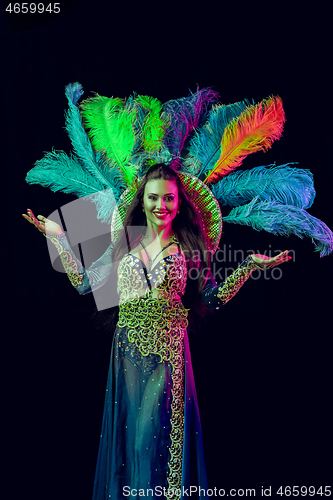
[139,239,178,270]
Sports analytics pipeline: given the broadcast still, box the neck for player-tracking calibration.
[144,221,174,244]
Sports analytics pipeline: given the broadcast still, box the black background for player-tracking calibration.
[3,1,332,499]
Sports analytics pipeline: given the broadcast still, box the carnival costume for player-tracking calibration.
[25,83,333,499]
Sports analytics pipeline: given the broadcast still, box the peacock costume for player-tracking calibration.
[26,83,333,499]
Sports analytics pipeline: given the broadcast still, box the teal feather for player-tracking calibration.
[26,83,127,223]
[89,187,119,224]
[183,100,251,178]
[25,150,124,223]
[94,152,125,201]
[212,164,316,209]
[64,83,125,191]
[25,150,105,197]
[224,197,333,256]
[91,152,126,222]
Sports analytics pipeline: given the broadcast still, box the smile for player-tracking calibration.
[153,211,169,218]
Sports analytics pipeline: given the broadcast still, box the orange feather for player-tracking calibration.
[204,96,286,184]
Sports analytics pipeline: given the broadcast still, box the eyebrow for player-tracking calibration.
[147,192,175,196]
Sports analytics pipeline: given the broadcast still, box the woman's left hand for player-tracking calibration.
[251,250,292,269]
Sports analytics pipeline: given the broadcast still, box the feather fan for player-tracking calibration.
[204,96,286,184]
[224,198,333,257]
[212,164,315,209]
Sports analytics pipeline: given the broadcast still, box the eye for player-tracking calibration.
[164,196,174,202]
[148,195,157,201]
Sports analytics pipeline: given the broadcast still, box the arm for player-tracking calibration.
[46,232,114,295]
[202,251,291,310]
[23,209,114,295]
[201,256,259,310]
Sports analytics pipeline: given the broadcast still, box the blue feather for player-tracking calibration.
[183,100,251,178]
[224,197,333,257]
[212,164,316,209]
[65,82,84,106]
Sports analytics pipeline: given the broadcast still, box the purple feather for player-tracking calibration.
[163,87,219,158]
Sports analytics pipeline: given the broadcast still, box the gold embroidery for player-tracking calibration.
[46,236,84,288]
[117,253,187,497]
[217,258,257,304]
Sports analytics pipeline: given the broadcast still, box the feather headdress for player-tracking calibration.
[25,82,333,255]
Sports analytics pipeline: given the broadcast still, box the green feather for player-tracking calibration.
[134,95,165,152]
[80,94,137,185]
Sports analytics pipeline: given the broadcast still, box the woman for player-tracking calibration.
[23,163,291,499]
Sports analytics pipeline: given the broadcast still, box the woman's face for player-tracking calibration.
[142,178,181,229]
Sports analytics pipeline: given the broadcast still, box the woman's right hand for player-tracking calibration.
[22,208,63,236]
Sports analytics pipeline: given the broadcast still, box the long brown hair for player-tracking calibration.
[112,163,212,319]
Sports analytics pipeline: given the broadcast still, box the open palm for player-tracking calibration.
[22,209,63,236]
[252,250,292,268]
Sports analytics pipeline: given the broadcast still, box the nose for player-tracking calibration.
[157,198,166,209]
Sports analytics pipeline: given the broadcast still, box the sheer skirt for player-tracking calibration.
[92,326,208,500]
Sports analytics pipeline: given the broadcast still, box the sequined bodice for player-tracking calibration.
[117,252,188,360]
[117,252,187,303]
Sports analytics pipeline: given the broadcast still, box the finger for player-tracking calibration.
[22,214,34,223]
[271,256,292,267]
[275,250,289,260]
[271,251,290,263]
[28,210,38,223]
[277,254,292,263]
[25,209,45,230]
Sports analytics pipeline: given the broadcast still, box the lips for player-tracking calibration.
[153,211,169,218]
